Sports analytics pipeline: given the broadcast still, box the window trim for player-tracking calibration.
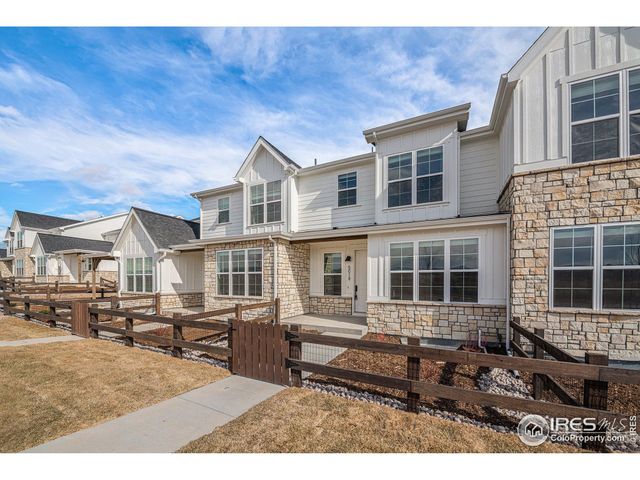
[417,240,445,302]
[217,197,230,224]
[629,67,640,156]
[550,222,640,312]
[216,247,264,298]
[36,256,47,276]
[337,171,357,207]
[124,256,154,293]
[388,236,480,304]
[16,231,24,249]
[322,252,343,296]
[248,181,283,226]
[15,258,24,277]
[385,146,446,210]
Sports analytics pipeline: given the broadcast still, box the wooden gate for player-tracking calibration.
[231,319,289,385]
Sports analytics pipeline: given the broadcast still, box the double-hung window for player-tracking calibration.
[216,248,263,297]
[82,258,92,272]
[416,147,443,204]
[418,241,444,301]
[15,258,24,277]
[570,74,620,163]
[390,238,479,303]
[390,243,414,300]
[387,153,413,208]
[16,232,24,249]
[125,257,153,293]
[602,224,640,309]
[36,256,46,276]
[323,253,342,296]
[337,172,357,207]
[250,181,282,225]
[629,69,640,155]
[218,197,230,224]
[8,239,13,255]
[552,227,594,308]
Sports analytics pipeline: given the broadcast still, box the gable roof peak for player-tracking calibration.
[234,136,301,182]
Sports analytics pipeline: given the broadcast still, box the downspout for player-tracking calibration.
[269,236,277,299]
[505,216,511,352]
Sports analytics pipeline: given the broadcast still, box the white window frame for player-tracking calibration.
[322,252,343,296]
[16,231,24,249]
[124,256,154,293]
[385,145,445,209]
[218,197,230,224]
[388,237,480,304]
[36,256,47,276]
[15,258,24,277]
[82,258,93,273]
[629,68,640,156]
[8,239,13,255]
[249,181,282,225]
[417,240,445,302]
[550,222,640,312]
[216,248,263,298]
[337,172,357,207]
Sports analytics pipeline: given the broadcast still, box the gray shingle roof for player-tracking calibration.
[16,211,81,230]
[133,208,200,249]
[259,136,302,169]
[37,233,113,254]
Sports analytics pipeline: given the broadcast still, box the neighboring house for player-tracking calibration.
[110,207,203,310]
[173,27,640,361]
[2,210,126,284]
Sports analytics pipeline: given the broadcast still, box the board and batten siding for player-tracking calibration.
[297,162,375,232]
[374,122,460,225]
[459,136,499,216]
[160,250,203,293]
[200,188,243,239]
[367,223,507,305]
[507,27,640,172]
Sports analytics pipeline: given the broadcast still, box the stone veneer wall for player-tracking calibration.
[309,295,353,316]
[160,292,204,311]
[204,238,310,320]
[500,156,640,360]
[368,302,506,343]
[13,248,34,278]
[0,260,12,278]
[81,270,118,285]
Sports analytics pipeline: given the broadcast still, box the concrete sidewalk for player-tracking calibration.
[26,375,284,453]
[0,335,84,348]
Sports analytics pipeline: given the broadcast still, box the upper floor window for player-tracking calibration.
[337,172,357,207]
[8,239,13,255]
[218,197,230,224]
[36,256,46,276]
[571,74,620,164]
[551,223,640,311]
[629,69,640,155]
[16,231,24,249]
[250,180,281,225]
[216,248,263,297]
[323,253,342,296]
[387,146,443,208]
[125,257,153,293]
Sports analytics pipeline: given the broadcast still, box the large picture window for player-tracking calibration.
[387,147,444,208]
[250,181,282,225]
[216,248,263,297]
[125,257,153,293]
[323,253,342,296]
[630,69,640,155]
[570,74,620,164]
[36,256,46,276]
[337,172,357,207]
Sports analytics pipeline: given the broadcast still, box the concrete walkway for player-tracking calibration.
[26,375,284,453]
[0,335,84,348]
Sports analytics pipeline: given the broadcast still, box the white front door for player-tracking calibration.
[354,249,367,313]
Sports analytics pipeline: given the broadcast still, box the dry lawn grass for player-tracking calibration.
[0,316,69,341]
[179,388,580,453]
[0,339,229,452]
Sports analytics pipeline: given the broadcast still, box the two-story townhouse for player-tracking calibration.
[0,244,10,278]
[3,210,127,284]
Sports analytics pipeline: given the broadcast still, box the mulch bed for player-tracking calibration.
[309,333,520,429]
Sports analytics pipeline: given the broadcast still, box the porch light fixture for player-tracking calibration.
[345,255,352,262]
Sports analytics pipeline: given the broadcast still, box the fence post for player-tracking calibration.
[24,295,31,322]
[110,296,117,322]
[49,302,57,328]
[55,281,60,293]
[172,313,183,359]
[583,352,609,452]
[89,307,99,339]
[407,337,421,413]
[274,298,281,324]
[155,292,161,316]
[124,316,134,347]
[512,316,521,348]
[227,318,234,372]
[289,324,302,387]
[71,302,90,337]
[235,303,243,322]
[533,327,545,400]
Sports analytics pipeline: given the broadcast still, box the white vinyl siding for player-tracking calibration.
[200,189,243,239]
[459,136,499,216]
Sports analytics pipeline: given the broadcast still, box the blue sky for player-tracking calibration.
[0,27,543,228]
